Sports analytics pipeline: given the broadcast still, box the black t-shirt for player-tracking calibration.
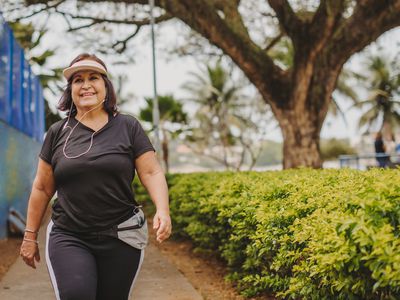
[39,113,155,232]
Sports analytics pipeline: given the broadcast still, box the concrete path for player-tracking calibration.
[0,222,203,300]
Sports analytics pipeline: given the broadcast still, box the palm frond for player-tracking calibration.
[330,98,348,127]
[358,106,380,128]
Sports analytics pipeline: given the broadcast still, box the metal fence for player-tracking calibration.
[339,153,400,170]
[0,13,44,141]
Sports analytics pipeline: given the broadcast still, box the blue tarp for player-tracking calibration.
[0,121,41,238]
[0,13,45,238]
[0,13,45,142]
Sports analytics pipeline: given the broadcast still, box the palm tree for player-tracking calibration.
[183,61,262,170]
[139,95,187,173]
[330,69,361,126]
[354,55,400,138]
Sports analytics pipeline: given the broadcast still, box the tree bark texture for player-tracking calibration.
[34,0,400,168]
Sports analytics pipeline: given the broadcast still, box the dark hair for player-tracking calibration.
[58,53,118,117]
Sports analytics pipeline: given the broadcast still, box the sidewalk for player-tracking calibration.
[0,221,203,300]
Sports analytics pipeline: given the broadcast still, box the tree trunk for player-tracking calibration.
[277,109,322,168]
[267,59,340,168]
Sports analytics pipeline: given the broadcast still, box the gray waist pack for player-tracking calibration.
[115,207,148,250]
[82,207,148,250]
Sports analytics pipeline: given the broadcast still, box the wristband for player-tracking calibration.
[24,228,38,234]
[23,238,39,244]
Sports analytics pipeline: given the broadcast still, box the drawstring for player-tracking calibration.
[62,99,105,159]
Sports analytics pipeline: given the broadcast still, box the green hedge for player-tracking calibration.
[163,169,400,299]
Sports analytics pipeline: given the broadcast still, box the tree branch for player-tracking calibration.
[55,9,172,28]
[263,32,284,52]
[308,0,345,46]
[267,0,304,39]
[159,0,290,104]
[327,0,400,67]
[67,20,99,32]
[214,0,253,42]
[18,0,290,103]
[112,27,141,53]
[238,134,262,171]
[14,0,65,21]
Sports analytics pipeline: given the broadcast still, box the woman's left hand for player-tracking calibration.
[153,211,172,243]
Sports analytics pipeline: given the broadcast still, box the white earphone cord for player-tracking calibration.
[62,100,105,159]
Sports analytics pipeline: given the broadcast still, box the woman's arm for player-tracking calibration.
[135,151,171,243]
[20,158,56,269]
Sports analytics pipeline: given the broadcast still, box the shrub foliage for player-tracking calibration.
[164,169,400,299]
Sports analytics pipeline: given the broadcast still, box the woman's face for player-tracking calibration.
[71,70,106,112]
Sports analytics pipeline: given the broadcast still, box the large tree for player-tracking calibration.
[12,0,400,168]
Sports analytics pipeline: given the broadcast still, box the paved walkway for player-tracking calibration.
[0,221,203,300]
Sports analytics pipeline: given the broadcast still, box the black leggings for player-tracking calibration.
[45,221,144,300]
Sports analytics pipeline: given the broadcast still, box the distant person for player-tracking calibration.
[395,136,400,163]
[374,131,389,168]
[19,53,172,299]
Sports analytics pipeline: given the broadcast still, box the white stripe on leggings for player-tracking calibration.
[45,220,61,300]
[128,248,145,298]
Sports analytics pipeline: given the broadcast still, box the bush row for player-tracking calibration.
[163,169,400,299]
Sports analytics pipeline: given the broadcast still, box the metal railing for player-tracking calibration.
[338,153,400,169]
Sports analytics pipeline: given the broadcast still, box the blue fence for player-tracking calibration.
[0,13,45,238]
[0,13,44,141]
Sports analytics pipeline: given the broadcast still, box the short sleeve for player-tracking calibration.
[132,119,155,159]
[39,126,55,164]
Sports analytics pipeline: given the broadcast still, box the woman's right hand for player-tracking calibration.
[20,237,40,269]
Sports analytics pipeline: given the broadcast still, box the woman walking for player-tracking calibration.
[19,53,171,299]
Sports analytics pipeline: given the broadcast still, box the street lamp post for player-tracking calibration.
[149,0,161,156]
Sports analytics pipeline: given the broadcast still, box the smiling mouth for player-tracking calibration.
[81,93,96,97]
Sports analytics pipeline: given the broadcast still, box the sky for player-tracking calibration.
[5,3,400,144]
